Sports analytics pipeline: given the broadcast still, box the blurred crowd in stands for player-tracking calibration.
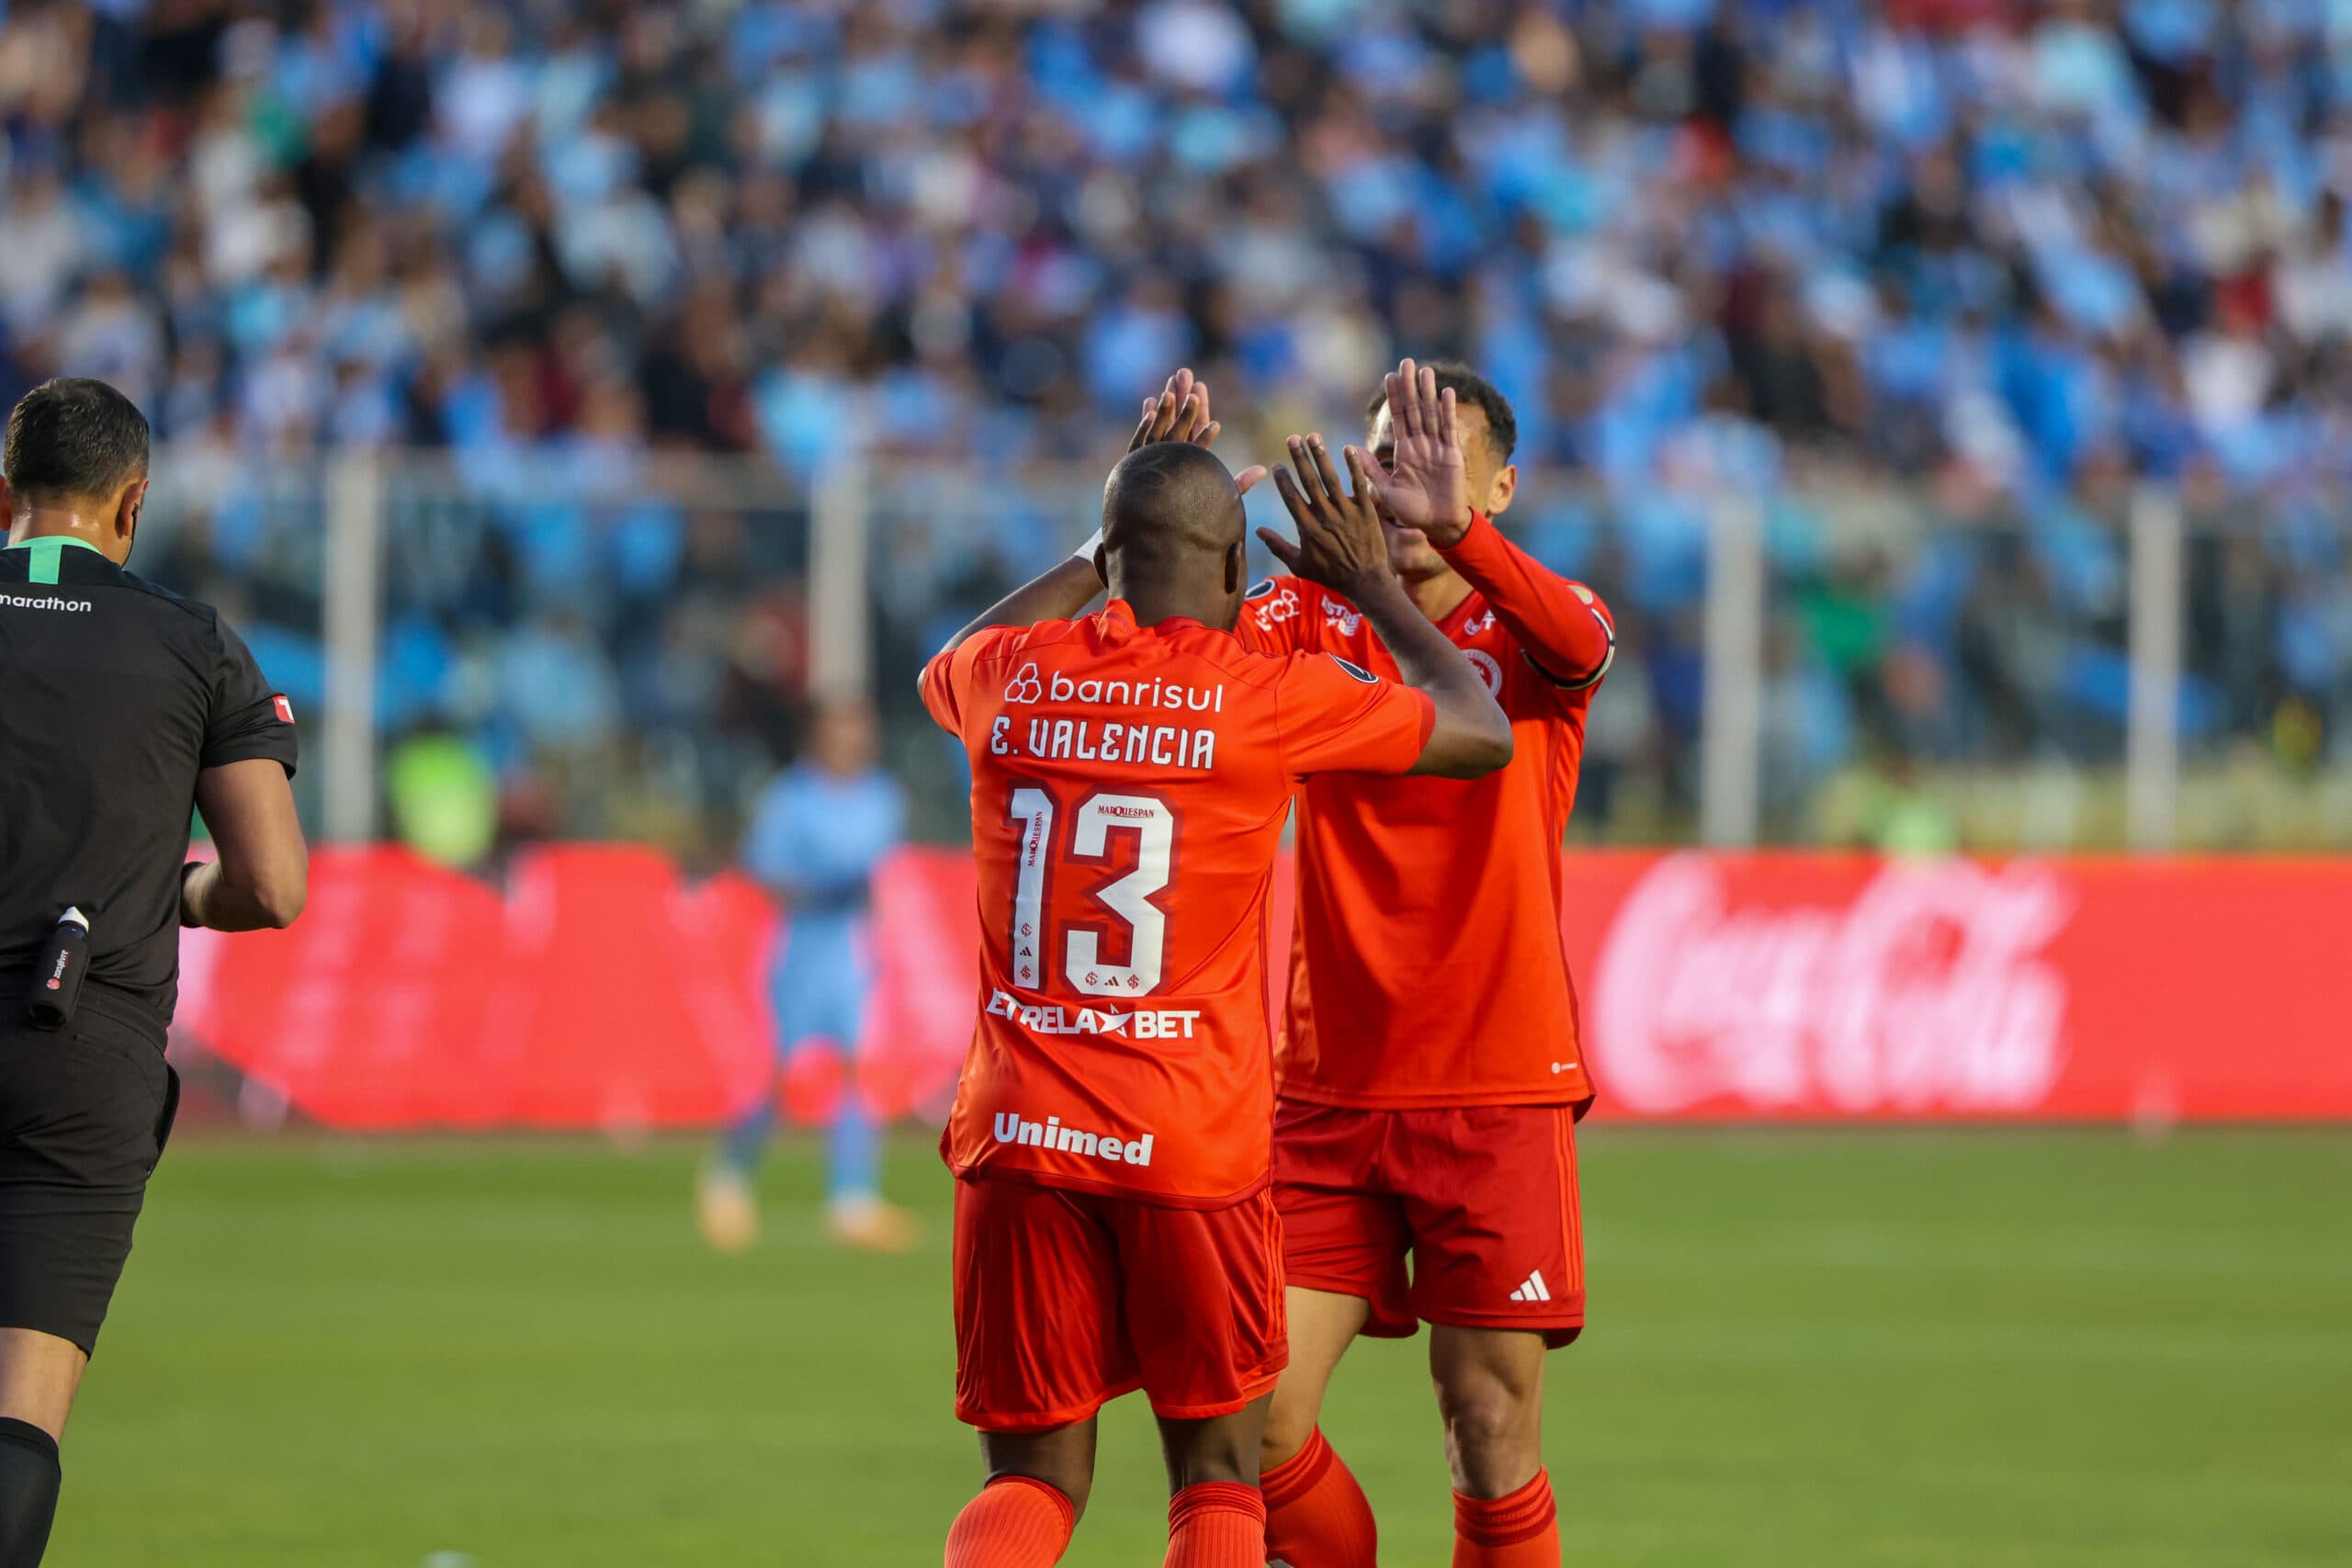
[3,0,2348,852]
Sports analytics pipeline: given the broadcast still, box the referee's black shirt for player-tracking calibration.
[0,535,298,1043]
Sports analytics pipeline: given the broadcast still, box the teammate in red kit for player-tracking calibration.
[1240,362,1617,1568]
[920,377,1511,1568]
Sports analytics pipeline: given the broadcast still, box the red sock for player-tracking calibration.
[1262,1427,1379,1567]
[1164,1480,1266,1567]
[1452,1469,1558,1568]
[945,1474,1076,1567]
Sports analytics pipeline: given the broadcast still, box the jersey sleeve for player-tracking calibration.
[1439,513,1615,694]
[203,614,299,776]
[918,626,1014,737]
[1237,578,1317,655]
[1274,651,1437,780]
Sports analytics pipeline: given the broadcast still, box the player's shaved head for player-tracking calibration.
[1100,441,1250,631]
[1103,441,1243,558]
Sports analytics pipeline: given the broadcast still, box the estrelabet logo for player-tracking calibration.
[988,989,1203,1039]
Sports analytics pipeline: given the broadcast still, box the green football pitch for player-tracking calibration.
[48,1129,2351,1567]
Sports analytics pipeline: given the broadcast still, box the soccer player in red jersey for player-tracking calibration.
[920,380,1512,1568]
[1239,361,1617,1568]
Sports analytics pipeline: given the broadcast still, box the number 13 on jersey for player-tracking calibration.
[1007,786,1176,997]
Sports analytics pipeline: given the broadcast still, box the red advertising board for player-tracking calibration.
[1562,852,2351,1121]
[175,847,2352,1129]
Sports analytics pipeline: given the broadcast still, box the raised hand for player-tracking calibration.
[1258,434,1393,599]
[1363,357,1471,546]
[1127,368,1266,493]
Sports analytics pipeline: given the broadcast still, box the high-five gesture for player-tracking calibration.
[1261,434,1392,599]
[1260,431,1512,777]
[1127,367,1266,493]
[1363,357,1472,546]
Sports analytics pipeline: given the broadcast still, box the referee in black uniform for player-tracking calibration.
[0,378,306,1564]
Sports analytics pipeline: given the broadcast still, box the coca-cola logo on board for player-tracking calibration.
[1589,855,2074,1115]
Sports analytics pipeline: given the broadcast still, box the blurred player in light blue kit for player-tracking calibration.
[696,695,920,1254]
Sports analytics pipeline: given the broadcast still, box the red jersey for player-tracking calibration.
[1239,513,1615,1110]
[921,600,1436,1207]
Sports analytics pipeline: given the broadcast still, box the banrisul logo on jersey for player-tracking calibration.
[1003,662,1046,704]
[1002,661,1226,714]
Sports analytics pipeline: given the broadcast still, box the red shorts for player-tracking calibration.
[1273,1100,1585,1347]
[952,1176,1288,1432]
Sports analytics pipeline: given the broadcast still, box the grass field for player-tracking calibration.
[47,1128,2352,1567]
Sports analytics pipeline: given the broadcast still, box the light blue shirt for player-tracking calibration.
[742,764,906,925]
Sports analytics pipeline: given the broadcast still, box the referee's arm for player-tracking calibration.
[180,613,308,932]
[181,760,307,931]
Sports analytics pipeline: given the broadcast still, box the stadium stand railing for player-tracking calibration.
[136,446,2352,859]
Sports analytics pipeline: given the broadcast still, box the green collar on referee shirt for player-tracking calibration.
[3,534,106,584]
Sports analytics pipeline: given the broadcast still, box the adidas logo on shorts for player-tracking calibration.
[1509,1270,1553,1303]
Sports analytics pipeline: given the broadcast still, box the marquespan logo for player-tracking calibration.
[1003,662,1045,704]
[1465,649,1504,694]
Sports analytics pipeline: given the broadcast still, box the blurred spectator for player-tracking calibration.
[385,726,498,872]
[698,695,918,1255]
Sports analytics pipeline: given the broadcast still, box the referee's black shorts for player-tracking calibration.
[0,997,179,1356]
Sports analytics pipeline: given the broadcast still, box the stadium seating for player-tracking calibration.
[3,0,2347,849]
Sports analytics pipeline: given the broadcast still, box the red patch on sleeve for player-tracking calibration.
[272,694,294,724]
